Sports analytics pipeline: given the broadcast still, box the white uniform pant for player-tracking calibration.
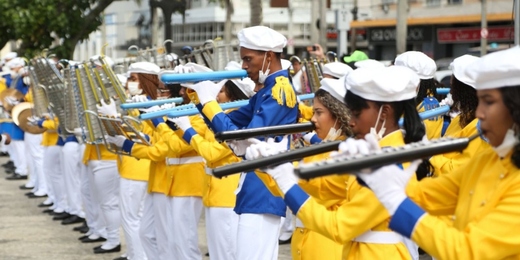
[139,193,170,260]
[10,140,27,176]
[81,150,106,238]
[279,207,295,236]
[44,146,67,212]
[23,133,44,190]
[169,196,203,260]
[120,178,147,260]
[89,160,120,248]
[236,213,281,260]
[205,207,239,260]
[61,142,84,218]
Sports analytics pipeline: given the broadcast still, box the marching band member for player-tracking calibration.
[98,61,157,260]
[169,61,255,260]
[429,55,489,177]
[247,66,431,259]
[394,51,443,140]
[185,26,299,260]
[351,45,520,260]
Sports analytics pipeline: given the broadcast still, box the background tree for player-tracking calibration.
[250,0,262,26]
[149,0,186,53]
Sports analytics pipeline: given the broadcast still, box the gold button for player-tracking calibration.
[300,229,304,233]
[297,250,301,255]
[480,200,486,206]
[469,190,474,195]
[500,174,505,179]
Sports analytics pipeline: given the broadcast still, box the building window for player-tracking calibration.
[448,0,462,4]
[426,0,441,6]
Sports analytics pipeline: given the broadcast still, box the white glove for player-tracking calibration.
[96,98,119,117]
[23,76,30,86]
[357,160,422,215]
[264,162,298,194]
[104,135,127,148]
[439,93,453,107]
[172,64,194,74]
[245,135,289,160]
[73,127,84,136]
[168,116,192,131]
[302,132,316,144]
[130,95,148,103]
[27,116,41,126]
[228,138,260,157]
[138,105,161,114]
[4,96,20,106]
[186,80,227,105]
[330,134,380,158]
[160,102,176,110]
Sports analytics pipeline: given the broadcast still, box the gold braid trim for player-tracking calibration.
[271,76,296,108]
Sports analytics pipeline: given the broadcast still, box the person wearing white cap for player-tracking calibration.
[429,55,490,177]
[342,45,520,260]
[289,56,309,94]
[246,65,432,259]
[1,52,18,83]
[353,59,386,69]
[394,51,443,140]
[322,62,353,79]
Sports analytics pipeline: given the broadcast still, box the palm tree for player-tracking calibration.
[250,0,262,26]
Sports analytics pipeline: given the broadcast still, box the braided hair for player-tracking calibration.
[315,89,352,136]
[451,76,478,128]
[416,78,439,106]
[500,86,520,168]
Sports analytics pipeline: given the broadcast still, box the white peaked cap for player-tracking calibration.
[354,59,385,69]
[281,59,292,70]
[450,55,479,89]
[225,61,255,98]
[323,62,353,79]
[466,46,520,90]
[237,26,287,53]
[4,52,17,60]
[394,51,436,79]
[90,55,114,67]
[128,62,161,75]
[347,66,420,102]
[320,77,347,103]
[6,57,25,68]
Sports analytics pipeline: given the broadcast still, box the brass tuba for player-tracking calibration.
[302,58,327,94]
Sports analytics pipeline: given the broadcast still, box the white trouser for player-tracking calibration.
[404,237,419,260]
[140,193,159,260]
[45,146,68,212]
[61,142,84,218]
[236,213,281,260]
[89,160,120,248]
[169,197,203,260]
[23,133,43,189]
[81,154,106,238]
[11,140,27,175]
[139,192,171,260]
[279,207,295,235]
[120,178,147,260]
[205,207,239,260]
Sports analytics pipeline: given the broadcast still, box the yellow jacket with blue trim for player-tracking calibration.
[429,117,490,177]
[181,118,240,207]
[284,130,413,259]
[400,147,520,260]
[117,119,154,182]
[298,102,313,122]
[40,118,59,146]
[417,99,444,140]
[155,116,206,197]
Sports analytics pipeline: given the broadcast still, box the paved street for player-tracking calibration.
[0,156,291,260]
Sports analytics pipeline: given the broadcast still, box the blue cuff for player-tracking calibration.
[65,135,78,143]
[166,120,178,131]
[151,117,164,127]
[389,197,426,238]
[37,120,45,128]
[284,184,310,215]
[310,134,321,144]
[182,127,197,144]
[122,139,135,153]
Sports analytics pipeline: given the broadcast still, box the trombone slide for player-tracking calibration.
[159,70,248,84]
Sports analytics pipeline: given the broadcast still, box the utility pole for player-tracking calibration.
[350,0,358,53]
[150,7,159,48]
[287,1,294,55]
[515,0,519,45]
[396,0,408,55]
[336,5,350,57]
[481,0,488,56]
[319,0,328,53]
[310,1,319,45]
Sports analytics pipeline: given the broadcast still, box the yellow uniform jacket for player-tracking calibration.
[117,120,154,182]
[41,118,59,146]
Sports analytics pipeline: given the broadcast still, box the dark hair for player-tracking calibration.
[137,73,160,100]
[451,75,478,128]
[315,89,352,136]
[345,91,433,179]
[500,86,520,168]
[165,83,182,98]
[416,78,439,106]
[224,80,249,101]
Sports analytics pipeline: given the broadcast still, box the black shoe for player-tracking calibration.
[25,192,34,196]
[81,236,107,243]
[6,174,27,180]
[73,222,87,231]
[28,193,47,199]
[19,184,34,190]
[93,244,121,254]
[52,212,71,221]
[61,215,84,225]
[78,235,89,241]
[278,235,292,245]
[78,226,89,234]
[1,161,13,168]
[42,209,54,214]
[38,202,53,208]
[205,252,210,257]
[113,256,128,260]
[0,152,9,157]
[4,167,15,174]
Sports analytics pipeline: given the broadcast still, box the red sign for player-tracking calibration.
[437,26,513,43]
[327,29,366,39]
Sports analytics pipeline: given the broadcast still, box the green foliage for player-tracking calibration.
[0,0,113,59]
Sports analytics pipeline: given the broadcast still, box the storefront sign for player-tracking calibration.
[369,27,431,43]
[437,26,514,43]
